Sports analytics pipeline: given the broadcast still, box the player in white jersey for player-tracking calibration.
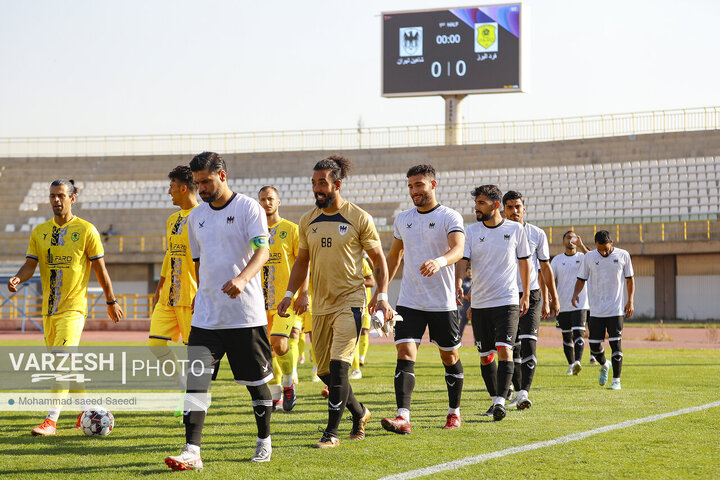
[550,230,590,375]
[502,191,560,410]
[456,185,531,422]
[165,152,273,471]
[572,230,634,391]
[380,165,466,434]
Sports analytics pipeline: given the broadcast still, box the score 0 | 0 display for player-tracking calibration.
[382,4,523,97]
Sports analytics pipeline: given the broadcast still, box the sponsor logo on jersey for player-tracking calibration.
[613,259,619,263]
[312,227,318,234]
[479,237,485,242]
[46,250,73,267]
[198,220,205,229]
[406,223,412,229]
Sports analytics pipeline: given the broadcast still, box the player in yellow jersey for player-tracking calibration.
[150,166,199,345]
[278,155,392,448]
[350,254,375,379]
[8,179,123,436]
[149,166,199,416]
[258,186,309,412]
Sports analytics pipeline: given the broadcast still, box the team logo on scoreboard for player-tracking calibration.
[474,22,498,53]
[399,27,423,57]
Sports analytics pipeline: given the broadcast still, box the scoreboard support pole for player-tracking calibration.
[442,94,467,145]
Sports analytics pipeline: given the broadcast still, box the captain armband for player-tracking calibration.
[250,235,269,251]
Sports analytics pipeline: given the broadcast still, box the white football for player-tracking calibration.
[80,409,115,437]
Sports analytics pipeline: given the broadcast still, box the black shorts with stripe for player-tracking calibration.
[394,306,461,351]
[517,289,542,340]
[556,310,589,332]
[588,315,624,343]
[470,305,519,356]
[188,325,274,386]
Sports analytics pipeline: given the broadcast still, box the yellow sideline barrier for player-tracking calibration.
[0,218,717,255]
[0,293,155,320]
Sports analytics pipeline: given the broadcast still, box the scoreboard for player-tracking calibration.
[382,4,523,97]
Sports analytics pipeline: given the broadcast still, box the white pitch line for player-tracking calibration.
[379,400,720,480]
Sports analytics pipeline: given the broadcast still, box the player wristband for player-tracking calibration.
[377,293,389,302]
[434,256,448,268]
[106,299,118,305]
[284,290,294,299]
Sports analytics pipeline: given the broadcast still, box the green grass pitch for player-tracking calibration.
[1,342,718,479]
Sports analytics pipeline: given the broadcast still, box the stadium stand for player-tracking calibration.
[1,128,719,320]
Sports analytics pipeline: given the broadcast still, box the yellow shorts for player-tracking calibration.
[313,307,363,375]
[267,309,303,338]
[43,311,85,347]
[149,304,193,344]
[301,310,313,333]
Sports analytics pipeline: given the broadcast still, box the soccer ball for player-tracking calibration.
[80,409,114,437]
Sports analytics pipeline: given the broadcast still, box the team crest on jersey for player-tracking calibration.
[279,231,287,239]
[429,222,435,229]
[71,232,80,242]
[226,216,235,224]
[479,237,485,242]
[406,223,412,229]
[338,224,349,236]
[504,234,510,241]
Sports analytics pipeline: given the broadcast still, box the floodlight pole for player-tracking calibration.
[442,94,467,145]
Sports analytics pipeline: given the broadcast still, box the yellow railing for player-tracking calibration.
[0,294,155,320]
[543,219,720,244]
[0,235,166,255]
[1,106,718,157]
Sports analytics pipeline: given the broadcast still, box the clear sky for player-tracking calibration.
[1,0,719,138]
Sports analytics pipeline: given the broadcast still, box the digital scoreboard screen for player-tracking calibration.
[382,4,523,97]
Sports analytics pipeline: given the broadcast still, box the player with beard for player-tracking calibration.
[9,179,123,436]
[278,155,392,448]
[165,152,273,470]
[456,185,530,421]
[572,230,634,390]
[381,164,466,433]
[502,191,559,410]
